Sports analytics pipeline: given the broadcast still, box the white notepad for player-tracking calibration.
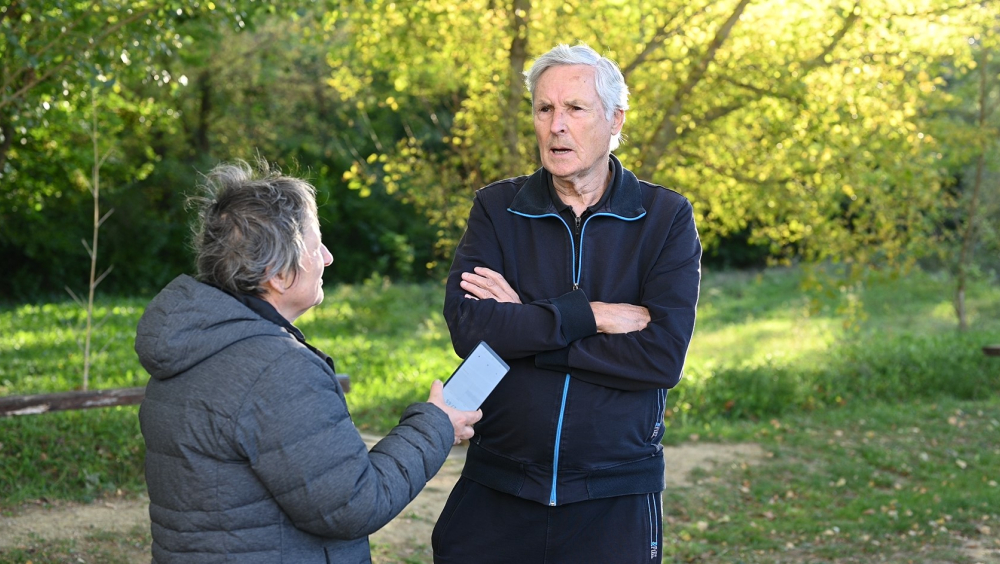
[442,341,510,411]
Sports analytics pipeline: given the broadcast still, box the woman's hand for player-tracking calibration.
[427,380,483,445]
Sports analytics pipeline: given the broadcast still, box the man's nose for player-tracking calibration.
[550,109,567,133]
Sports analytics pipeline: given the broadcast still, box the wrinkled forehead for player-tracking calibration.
[533,65,600,101]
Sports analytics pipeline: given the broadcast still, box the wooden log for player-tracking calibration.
[0,387,146,417]
[0,375,350,417]
[984,345,1000,357]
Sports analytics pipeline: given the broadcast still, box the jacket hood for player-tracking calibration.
[135,274,287,381]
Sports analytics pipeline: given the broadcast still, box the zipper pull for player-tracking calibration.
[574,215,582,234]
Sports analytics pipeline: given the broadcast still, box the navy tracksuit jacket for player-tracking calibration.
[443,155,702,508]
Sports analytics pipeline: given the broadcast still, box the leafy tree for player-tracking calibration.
[327,0,983,283]
[922,2,1000,330]
[127,10,440,285]
[0,1,290,298]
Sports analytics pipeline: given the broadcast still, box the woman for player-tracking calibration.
[136,159,480,563]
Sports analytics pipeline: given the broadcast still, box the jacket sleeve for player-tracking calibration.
[535,199,702,392]
[234,350,453,540]
[443,191,598,360]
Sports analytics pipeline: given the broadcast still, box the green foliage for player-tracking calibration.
[2,267,998,508]
[5,0,1000,301]
[659,396,1000,562]
[327,0,999,278]
[0,0,270,299]
[671,267,1000,424]
[0,298,147,393]
[0,408,145,503]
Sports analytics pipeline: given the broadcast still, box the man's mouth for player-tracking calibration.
[551,147,572,155]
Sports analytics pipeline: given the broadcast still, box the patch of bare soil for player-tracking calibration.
[0,439,766,563]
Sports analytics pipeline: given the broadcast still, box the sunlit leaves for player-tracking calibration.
[325,0,996,276]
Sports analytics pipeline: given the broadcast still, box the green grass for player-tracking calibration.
[673,268,1000,425]
[1,267,999,562]
[0,525,150,564]
[659,396,1000,562]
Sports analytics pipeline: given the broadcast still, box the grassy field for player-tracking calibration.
[1,267,998,562]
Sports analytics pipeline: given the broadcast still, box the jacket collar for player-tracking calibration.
[508,154,645,218]
[224,288,338,374]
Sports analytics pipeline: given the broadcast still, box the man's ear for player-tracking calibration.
[612,109,625,136]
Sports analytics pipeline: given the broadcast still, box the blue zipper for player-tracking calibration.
[549,374,571,506]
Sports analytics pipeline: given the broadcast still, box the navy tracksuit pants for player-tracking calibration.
[432,477,664,563]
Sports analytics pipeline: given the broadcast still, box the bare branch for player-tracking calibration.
[664,3,860,154]
[98,149,114,168]
[98,208,114,227]
[98,335,116,356]
[93,264,114,288]
[720,75,805,103]
[65,286,86,309]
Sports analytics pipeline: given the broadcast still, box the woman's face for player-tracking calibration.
[271,216,333,322]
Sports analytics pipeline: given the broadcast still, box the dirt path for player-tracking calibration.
[0,439,765,563]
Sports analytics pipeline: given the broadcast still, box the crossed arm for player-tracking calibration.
[460,266,649,335]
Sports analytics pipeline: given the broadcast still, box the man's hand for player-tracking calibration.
[427,380,483,445]
[460,267,521,304]
[591,302,650,334]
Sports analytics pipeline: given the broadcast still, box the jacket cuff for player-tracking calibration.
[535,347,571,372]
[550,289,597,343]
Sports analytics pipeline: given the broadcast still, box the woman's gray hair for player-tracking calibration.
[524,43,630,151]
[188,159,318,297]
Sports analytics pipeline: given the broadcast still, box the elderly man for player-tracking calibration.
[431,44,701,563]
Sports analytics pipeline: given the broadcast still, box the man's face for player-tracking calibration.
[533,64,624,187]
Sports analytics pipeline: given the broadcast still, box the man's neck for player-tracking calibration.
[553,166,612,216]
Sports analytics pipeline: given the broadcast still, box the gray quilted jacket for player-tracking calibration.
[136,275,453,563]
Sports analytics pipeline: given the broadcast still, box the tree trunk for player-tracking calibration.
[504,0,530,176]
[194,70,213,155]
[954,45,992,331]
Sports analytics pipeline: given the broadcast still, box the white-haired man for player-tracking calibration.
[432,43,702,563]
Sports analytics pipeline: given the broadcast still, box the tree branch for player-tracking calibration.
[0,6,157,111]
[638,0,751,175]
[4,0,101,90]
[673,3,860,150]
[621,0,714,81]
[801,1,860,74]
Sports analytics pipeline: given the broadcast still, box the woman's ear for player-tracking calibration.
[265,272,287,295]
